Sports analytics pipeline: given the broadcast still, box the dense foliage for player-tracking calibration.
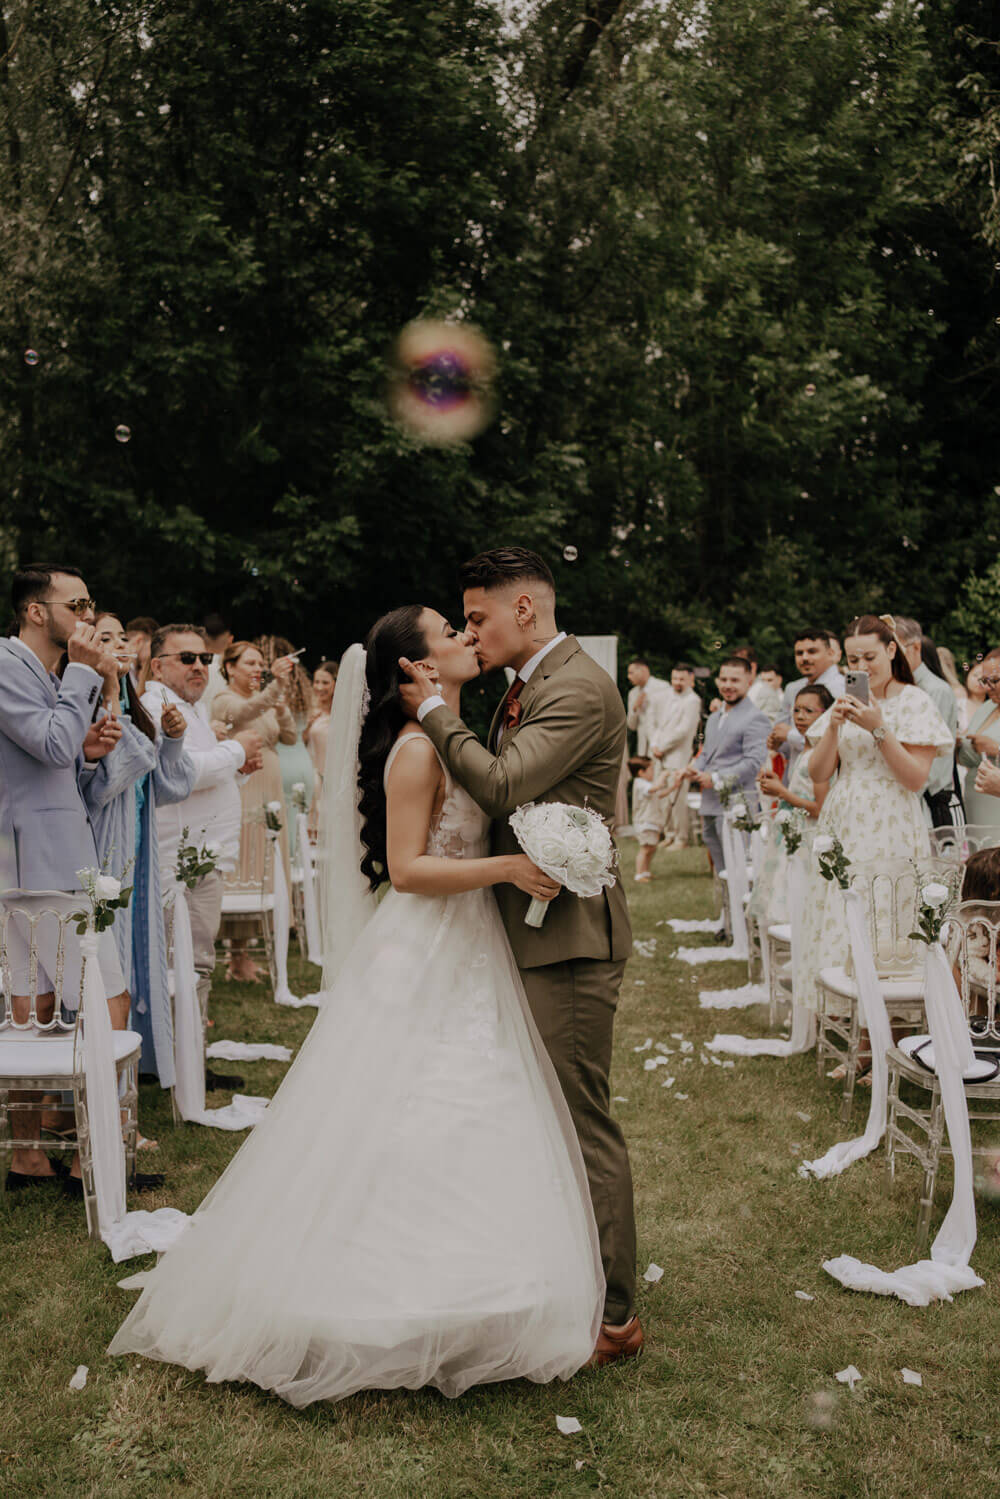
[1,0,998,676]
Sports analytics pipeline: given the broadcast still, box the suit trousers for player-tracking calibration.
[701,813,725,873]
[183,871,224,1021]
[519,957,636,1324]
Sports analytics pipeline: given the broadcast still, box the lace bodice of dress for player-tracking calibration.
[383,734,489,860]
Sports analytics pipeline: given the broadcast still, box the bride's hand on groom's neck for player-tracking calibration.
[398,658,439,720]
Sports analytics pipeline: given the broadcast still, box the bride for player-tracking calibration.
[109,605,604,1407]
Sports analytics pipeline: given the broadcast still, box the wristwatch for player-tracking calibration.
[871,725,887,746]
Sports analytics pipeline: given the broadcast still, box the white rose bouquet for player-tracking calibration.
[508,802,618,927]
[252,801,285,834]
[909,873,960,946]
[73,859,134,935]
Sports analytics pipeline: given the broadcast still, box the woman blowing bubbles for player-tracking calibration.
[795,615,953,1070]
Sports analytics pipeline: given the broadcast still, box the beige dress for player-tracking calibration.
[214,680,296,917]
[304,710,330,837]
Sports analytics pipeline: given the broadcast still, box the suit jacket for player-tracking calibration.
[0,637,104,892]
[693,695,770,817]
[650,689,702,766]
[422,635,632,969]
[626,676,670,755]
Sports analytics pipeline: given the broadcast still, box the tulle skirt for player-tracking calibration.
[109,886,604,1407]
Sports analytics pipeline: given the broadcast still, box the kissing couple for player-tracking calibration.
[111,547,641,1406]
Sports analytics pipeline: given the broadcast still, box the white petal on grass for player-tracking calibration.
[902,1368,923,1387]
[721,1060,735,1069]
[654,1043,674,1054]
[69,1365,88,1390]
[612,1095,628,1103]
[835,1365,862,1390]
[795,1291,815,1301]
[661,1076,675,1089]
[674,1092,690,1100]
[556,1416,583,1435]
[681,1040,694,1053]
[670,1032,684,1040]
[643,1262,665,1283]
[633,1038,653,1053]
[796,1111,812,1123]
[633,979,646,986]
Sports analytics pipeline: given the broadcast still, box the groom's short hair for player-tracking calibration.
[460,547,555,595]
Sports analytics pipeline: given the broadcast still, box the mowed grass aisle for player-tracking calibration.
[3,845,999,1498]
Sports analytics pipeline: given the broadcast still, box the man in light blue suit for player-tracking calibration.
[679,656,770,872]
[0,563,127,1187]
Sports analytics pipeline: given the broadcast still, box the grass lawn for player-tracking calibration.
[3,844,999,1498]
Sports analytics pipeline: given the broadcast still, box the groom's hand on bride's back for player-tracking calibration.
[398,657,440,720]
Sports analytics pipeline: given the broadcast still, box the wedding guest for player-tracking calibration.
[213,640,297,981]
[964,659,988,728]
[749,685,833,928]
[649,663,702,848]
[678,657,769,872]
[125,616,158,696]
[144,626,264,1014]
[768,628,845,776]
[304,658,337,836]
[0,564,126,1190]
[734,646,782,723]
[796,614,952,1059]
[625,657,669,755]
[936,645,970,730]
[957,647,1000,829]
[200,611,234,717]
[257,634,315,856]
[894,617,959,827]
[629,756,667,882]
[86,613,195,1099]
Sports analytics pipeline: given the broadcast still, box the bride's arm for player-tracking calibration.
[386,736,559,901]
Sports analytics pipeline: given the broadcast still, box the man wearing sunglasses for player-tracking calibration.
[143,625,263,1032]
[0,563,132,1188]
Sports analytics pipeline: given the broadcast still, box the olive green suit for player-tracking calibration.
[422,635,636,1322]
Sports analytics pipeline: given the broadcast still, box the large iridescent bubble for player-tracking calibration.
[389,320,497,445]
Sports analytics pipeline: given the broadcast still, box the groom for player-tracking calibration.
[400,547,641,1365]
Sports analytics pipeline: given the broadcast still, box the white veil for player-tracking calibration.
[314,642,379,993]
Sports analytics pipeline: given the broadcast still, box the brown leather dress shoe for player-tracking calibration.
[587,1314,644,1368]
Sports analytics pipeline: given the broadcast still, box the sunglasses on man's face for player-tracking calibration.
[156,651,214,667]
[41,597,96,616]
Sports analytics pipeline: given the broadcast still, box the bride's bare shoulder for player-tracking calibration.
[386,727,439,782]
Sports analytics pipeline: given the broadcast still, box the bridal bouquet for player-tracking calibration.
[509,802,617,928]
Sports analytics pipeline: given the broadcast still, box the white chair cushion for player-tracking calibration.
[221,893,276,915]
[818,966,924,1003]
[768,923,792,944]
[897,1033,1000,1084]
[0,1029,142,1078]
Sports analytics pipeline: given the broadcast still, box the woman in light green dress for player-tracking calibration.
[956,650,1000,829]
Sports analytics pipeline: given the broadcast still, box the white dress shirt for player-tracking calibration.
[142,684,246,874]
[416,632,568,730]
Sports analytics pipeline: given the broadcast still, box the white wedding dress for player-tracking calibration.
[109,737,603,1407]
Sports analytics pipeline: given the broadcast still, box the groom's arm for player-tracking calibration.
[419,680,609,818]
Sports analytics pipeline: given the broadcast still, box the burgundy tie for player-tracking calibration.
[500,679,525,737]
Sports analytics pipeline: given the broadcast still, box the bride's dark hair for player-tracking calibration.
[358,605,429,891]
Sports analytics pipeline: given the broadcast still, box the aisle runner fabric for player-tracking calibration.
[170,887,270,1131]
[823,942,984,1306]
[677,817,750,964]
[699,984,768,1010]
[79,929,192,1263]
[668,918,725,935]
[707,850,816,1056]
[798,888,892,1179]
[206,1040,293,1063]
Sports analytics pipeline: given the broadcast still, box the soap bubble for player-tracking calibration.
[388,320,496,445]
[712,640,722,650]
[562,545,578,562]
[804,383,816,397]
[805,1390,837,1432]
[114,424,131,444]
[975,1147,1000,1201]
[23,349,39,367]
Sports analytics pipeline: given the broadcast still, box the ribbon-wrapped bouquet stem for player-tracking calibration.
[508,802,618,927]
